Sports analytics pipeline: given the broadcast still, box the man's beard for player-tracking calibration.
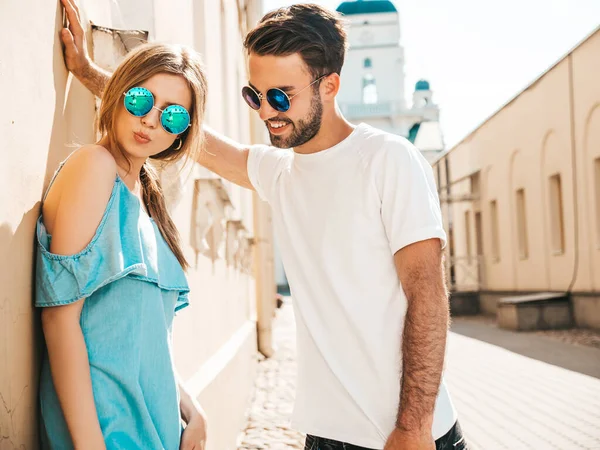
[268,94,323,149]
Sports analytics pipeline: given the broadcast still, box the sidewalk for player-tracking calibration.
[238,300,600,449]
[237,300,304,449]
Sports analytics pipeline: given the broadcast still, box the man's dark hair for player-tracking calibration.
[244,4,348,79]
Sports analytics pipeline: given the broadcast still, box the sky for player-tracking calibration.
[261,0,600,148]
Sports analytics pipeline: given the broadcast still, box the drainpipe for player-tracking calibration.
[566,54,580,292]
[242,0,276,357]
[252,198,276,358]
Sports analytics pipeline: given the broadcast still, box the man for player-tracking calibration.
[60,0,466,449]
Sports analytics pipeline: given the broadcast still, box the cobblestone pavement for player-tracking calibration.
[237,301,305,450]
[238,300,600,449]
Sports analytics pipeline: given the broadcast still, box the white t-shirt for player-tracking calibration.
[247,123,457,448]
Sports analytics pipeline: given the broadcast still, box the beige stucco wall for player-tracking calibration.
[434,28,600,298]
[0,0,269,448]
[572,30,600,293]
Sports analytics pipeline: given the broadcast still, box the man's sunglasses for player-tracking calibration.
[123,86,191,135]
[241,74,328,113]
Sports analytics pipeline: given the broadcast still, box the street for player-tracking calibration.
[238,300,600,449]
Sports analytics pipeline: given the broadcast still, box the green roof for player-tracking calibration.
[336,0,398,15]
[407,123,420,144]
[415,79,430,91]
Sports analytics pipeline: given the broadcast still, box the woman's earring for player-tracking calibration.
[174,137,183,150]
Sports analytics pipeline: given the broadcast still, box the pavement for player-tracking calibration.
[237,300,305,450]
[238,300,600,449]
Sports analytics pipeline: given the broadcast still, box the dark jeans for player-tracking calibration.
[304,421,467,450]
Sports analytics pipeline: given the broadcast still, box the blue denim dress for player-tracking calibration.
[35,160,189,449]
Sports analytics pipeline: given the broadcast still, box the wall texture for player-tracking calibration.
[0,0,271,448]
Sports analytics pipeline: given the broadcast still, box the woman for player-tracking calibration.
[36,42,208,449]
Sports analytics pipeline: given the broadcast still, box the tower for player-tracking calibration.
[336,0,445,163]
[336,0,405,109]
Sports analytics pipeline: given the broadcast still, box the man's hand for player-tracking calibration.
[60,0,90,76]
[180,411,208,450]
[384,427,435,450]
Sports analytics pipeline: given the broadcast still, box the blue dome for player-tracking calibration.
[415,79,430,91]
[336,0,398,15]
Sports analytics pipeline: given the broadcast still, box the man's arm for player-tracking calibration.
[61,0,254,190]
[385,238,449,450]
[198,127,253,189]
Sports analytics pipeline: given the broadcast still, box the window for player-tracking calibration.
[363,57,372,69]
[516,189,528,259]
[362,73,377,104]
[471,173,480,196]
[595,158,600,248]
[490,200,500,262]
[465,211,472,263]
[549,174,565,254]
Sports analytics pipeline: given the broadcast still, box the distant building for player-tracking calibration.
[432,27,600,331]
[336,0,445,163]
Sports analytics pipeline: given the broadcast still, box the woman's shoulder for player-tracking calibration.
[65,144,117,174]
[43,145,119,256]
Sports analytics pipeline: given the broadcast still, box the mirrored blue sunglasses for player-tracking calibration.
[123,86,191,135]
[241,74,329,113]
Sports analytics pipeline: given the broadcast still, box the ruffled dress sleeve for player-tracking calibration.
[35,176,190,312]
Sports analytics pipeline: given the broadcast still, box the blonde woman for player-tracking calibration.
[36,42,208,449]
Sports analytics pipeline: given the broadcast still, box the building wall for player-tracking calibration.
[0,0,270,448]
[338,12,405,106]
[339,46,405,105]
[433,28,600,327]
[345,12,401,49]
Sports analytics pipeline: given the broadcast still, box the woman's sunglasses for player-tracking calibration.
[123,86,191,135]
[241,74,328,113]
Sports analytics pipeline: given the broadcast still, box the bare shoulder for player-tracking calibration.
[44,145,118,256]
[67,144,117,171]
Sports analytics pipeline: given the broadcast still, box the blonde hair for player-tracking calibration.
[98,42,208,270]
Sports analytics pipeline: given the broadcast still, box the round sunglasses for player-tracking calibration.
[123,86,191,135]
[241,74,329,113]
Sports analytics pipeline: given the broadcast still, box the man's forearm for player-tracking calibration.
[198,126,254,189]
[76,62,111,98]
[397,293,449,432]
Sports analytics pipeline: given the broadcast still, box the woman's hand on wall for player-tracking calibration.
[59,0,110,97]
[60,0,90,76]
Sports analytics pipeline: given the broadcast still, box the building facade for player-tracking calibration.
[336,0,445,163]
[0,1,276,449]
[432,27,600,329]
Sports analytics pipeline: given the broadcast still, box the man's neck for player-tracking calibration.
[293,111,355,155]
